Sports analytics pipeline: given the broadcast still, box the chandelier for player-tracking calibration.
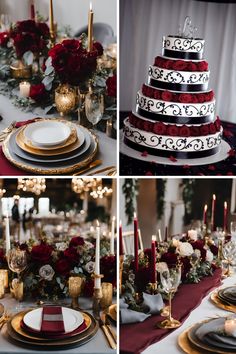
[17,178,46,195]
[71,178,102,196]
[90,186,113,199]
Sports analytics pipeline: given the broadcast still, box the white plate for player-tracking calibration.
[120,132,230,166]
[24,121,71,147]
[23,307,84,333]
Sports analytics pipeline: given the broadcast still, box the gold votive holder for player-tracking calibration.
[0,269,8,289]
[10,60,32,79]
[100,282,113,310]
[11,279,23,301]
[55,84,77,116]
[149,282,158,295]
[0,278,4,299]
[68,276,84,309]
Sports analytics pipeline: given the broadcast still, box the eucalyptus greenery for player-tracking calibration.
[182,179,196,225]
[122,179,139,225]
[156,179,167,220]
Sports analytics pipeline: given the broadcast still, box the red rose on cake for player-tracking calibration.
[173,60,188,71]
[145,86,154,98]
[215,116,221,131]
[153,90,161,100]
[206,91,214,101]
[153,122,167,134]
[165,60,174,70]
[167,125,179,136]
[179,125,191,137]
[143,121,153,132]
[209,123,216,134]
[161,91,173,101]
[191,95,198,103]
[198,61,208,71]
[191,127,200,136]
[179,93,192,103]
[200,125,209,135]
[154,56,163,67]
[196,94,206,103]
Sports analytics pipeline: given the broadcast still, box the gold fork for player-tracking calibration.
[72,159,102,176]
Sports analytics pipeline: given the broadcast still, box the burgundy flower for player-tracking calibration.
[153,90,161,100]
[165,60,174,70]
[210,244,218,256]
[145,86,154,98]
[161,252,178,267]
[197,94,205,103]
[106,75,117,97]
[153,122,167,135]
[143,121,153,132]
[136,120,144,130]
[191,95,198,103]
[0,32,9,47]
[0,248,5,264]
[100,255,116,284]
[64,247,80,264]
[29,84,47,102]
[209,123,216,134]
[142,84,147,95]
[154,56,163,67]
[92,41,103,56]
[188,62,198,71]
[173,60,188,71]
[69,236,85,248]
[161,91,173,101]
[215,118,221,131]
[191,126,200,136]
[83,279,94,297]
[179,125,190,137]
[31,243,53,263]
[167,125,179,136]
[55,258,71,277]
[198,61,208,71]
[179,93,192,103]
[206,91,214,101]
[200,125,209,135]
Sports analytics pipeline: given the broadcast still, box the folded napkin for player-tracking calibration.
[15,119,38,129]
[120,298,151,325]
[142,293,164,315]
[41,306,65,333]
[0,146,30,175]
[195,317,225,340]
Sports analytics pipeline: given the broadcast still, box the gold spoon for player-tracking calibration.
[72,159,102,176]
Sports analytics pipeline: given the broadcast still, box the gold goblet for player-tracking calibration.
[68,276,84,309]
[100,282,113,310]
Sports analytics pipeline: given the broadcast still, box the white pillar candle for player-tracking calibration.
[5,212,10,254]
[94,221,101,289]
[225,318,236,337]
[158,229,162,242]
[19,81,30,98]
[110,216,115,255]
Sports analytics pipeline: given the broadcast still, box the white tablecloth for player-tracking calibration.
[142,273,236,354]
[0,295,116,354]
[0,95,116,175]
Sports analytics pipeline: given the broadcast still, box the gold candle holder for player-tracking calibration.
[93,274,104,317]
[68,276,84,309]
[119,255,124,294]
[55,84,77,116]
[11,279,23,301]
[88,3,94,52]
[10,60,32,79]
[0,270,8,289]
[100,282,113,310]
[0,278,4,299]
[149,282,157,295]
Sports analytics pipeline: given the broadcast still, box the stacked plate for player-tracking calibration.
[3,119,98,174]
[183,317,236,353]
[7,307,98,349]
[218,287,236,306]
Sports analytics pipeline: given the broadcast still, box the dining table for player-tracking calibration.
[0,94,116,176]
[0,294,116,354]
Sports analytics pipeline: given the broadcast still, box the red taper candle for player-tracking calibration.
[164,226,168,242]
[203,204,208,225]
[151,235,156,283]
[30,1,35,20]
[134,212,139,273]
[223,201,228,232]
[211,194,216,231]
[119,220,124,255]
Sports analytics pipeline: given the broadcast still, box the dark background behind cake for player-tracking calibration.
[120,0,236,121]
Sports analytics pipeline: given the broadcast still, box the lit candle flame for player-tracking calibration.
[152,235,157,242]
[119,220,122,226]
[213,194,216,200]
[112,216,116,221]
[96,220,100,227]
[134,212,137,218]
[224,201,227,209]
[204,204,208,211]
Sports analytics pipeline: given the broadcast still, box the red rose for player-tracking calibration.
[145,86,154,98]
[92,41,103,56]
[198,61,208,71]
[191,95,198,103]
[153,122,167,134]
[129,114,135,126]
[0,247,6,265]
[191,240,207,260]
[101,255,116,284]
[69,236,85,248]
[37,22,50,38]
[142,84,147,95]
[153,90,161,100]
[196,94,205,103]
[179,93,192,103]
[0,32,9,47]
[165,60,174,70]
[179,125,190,137]
[83,279,94,297]
[154,56,164,67]
[191,127,200,136]
[143,121,153,132]
[136,119,144,130]
[207,91,214,101]
[161,91,173,101]
[62,39,82,53]
[31,243,53,263]
[200,125,209,135]
[16,20,36,33]
[173,60,188,71]
[167,125,179,136]
[215,118,221,131]
[209,123,216,134]
[29,84,47,102]
[172,94,179,102]
[161,252,178,267]
[64,247,80,264]
[210,244,218,256]
[188,62,198,71]
[106,75,116,97]
[55,258,71,277]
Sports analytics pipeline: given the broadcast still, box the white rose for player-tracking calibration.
[84,261,95,274]
[188,229,198,241]
[172,239,180,247]
[194,249,201,259]
[178,242,194,257]
[39,265,55,281]
[156,262,168,273]
[206,250,214,263]
[55,242,67,251]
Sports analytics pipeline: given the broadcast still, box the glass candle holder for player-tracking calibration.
[0,278,4,299]
[11,278,23,301]
[10,60,32,79]
[100,282,113,310]
[68,276,84,309]
[0,269,8,289]
[55,84,77,116]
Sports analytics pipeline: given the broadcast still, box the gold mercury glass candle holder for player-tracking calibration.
[92,274,104,317]
[10,60,32,79]
[100,282,113,310]
[11,279,24,301]
[68,276,84,309]
[55,84,77,116]
[0,278,4,299]
[0,269,8,289]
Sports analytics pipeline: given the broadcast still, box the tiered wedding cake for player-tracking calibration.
[123,18,223,159]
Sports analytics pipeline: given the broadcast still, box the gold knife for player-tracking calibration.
[87,165,116,176]
[72,159,102,176]
[99,318,117,349]
[101,312,117,343]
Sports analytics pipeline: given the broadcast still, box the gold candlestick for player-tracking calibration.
[88,2,94,52]
[149,282,157,295]
[49,0,55,42]
[119,255,124,294]
[92,274,104,317]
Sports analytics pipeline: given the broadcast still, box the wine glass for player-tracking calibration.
[222,241,236,277]
[230,222,236,242]
[0,14,11,31]
[157,267,182,329]
[85,89,104,128]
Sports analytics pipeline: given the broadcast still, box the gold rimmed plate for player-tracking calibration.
[3,127,99,175]
[211,292,236,313]
[7,310,98,349]
[0,303,4,319]
[178,327,208,354]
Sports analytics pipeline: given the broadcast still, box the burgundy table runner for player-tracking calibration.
[120,268,222,354]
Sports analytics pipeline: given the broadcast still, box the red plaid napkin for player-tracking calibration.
[41,306,65,333]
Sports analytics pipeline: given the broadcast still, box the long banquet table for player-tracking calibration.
[0,94,116,176]
[0,295,116,354]
[142,272,236,354]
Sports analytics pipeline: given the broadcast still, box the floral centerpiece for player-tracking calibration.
[0,235,116,300]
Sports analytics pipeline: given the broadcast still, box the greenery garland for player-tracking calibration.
[182,179,196,225]
[122,179,139,225]
[156,179,167,220]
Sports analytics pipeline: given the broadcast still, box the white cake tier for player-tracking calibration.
[123,117,222,154]
[148,65,210,92]
[136,91,215,124]
[162,35,205,60]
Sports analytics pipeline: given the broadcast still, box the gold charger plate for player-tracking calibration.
[188,319,236,354]
[0,303,4,318]
[7,310,98,349]
[16,127,80,156]
[211,292,236,313]
[22,123,77,151]
[3,127,98,175]
[178,327,210,354]
[11,309,92,342]
[108,304,117,322]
